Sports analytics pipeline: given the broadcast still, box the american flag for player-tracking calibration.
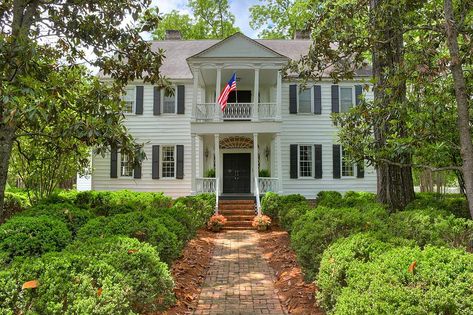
[217,73,237,111]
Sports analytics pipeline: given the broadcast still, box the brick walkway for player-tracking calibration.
[194,230,285,315]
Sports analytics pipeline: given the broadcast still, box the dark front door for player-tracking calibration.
[227,90,252,103]
[223,153,251,193]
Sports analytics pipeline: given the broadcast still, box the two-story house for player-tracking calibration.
[90,32,376,201]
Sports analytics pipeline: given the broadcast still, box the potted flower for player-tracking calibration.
[252,215,271,231]
[207,214,227,232]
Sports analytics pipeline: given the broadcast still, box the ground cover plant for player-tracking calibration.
[0,190,216,314]
[261,191,473,314]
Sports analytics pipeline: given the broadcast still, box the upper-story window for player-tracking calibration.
[341,146,355,177]
[122,86,135,114]
[340,87,354,113]
[120,151,133,177]
[298,88,312,113]
[163,87,176,114]
[299,145,314,177]
[162,146,176,178]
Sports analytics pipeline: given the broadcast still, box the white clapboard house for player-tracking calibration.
[90,31,376,205]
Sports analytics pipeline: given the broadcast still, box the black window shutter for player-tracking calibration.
[133,148,142,179]
[357,161,365,178]
[331,85,339,113]
[314,85,322,115]
[110,146,118,178]
[333,144,341,179]
[153,87,161,115]
[177,85,185,114]
[176,145,184,179]
[152,145,160,179]
[290,144,298,179]
[289,84,297,114]
[135,86,144,114]
[314,144,323,179]
[355,85,363,105]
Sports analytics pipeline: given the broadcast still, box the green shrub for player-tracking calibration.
[39,190,78,205]
[333,246,473,315]
[407,193,470,219]
[16,202,93,235]
[261,192,281,218]
[342,191,378,208]
[173,194,215,228]
[76,212,182,265]
[0,216,72,264]
[147,204,198,238]
[2,192,30,220]
[66,236,175,312]
[279,203,311,233]
[291,206,388,281]
[316,191,343,208]
[0,252,135,315]
[388,208,473,250]
[317,233,415,311]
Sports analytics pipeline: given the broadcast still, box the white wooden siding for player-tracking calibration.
[280,82,377,198]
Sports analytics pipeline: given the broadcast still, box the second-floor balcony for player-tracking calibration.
[193,102,279,121]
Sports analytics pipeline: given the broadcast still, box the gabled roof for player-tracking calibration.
[187,32,288,60]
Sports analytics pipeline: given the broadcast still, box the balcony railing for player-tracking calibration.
[193,103,278,121]
[196,177,216,193]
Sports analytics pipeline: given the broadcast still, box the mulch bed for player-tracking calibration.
[158,229,217,315]
[258,227,325,315]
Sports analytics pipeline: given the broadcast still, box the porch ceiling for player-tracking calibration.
[200,68,277,88]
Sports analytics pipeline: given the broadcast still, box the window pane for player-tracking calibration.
[163,88,176,113]
[299,145,313,177]
[340,87,353,113]
[299,88,311,113]
[122,87,135,113]
[162,146,175,178]
[341,147,354,177]
[120,152,133,177]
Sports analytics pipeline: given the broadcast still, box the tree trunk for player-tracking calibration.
[370,0,415,210]
[0,125,15,220]
[443,0,473,218]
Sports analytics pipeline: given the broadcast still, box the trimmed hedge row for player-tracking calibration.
[0,191,216,314]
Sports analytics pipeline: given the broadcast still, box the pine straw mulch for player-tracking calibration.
[258,227,325,315]
[158,229,217,315]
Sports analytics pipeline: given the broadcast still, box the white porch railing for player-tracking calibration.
[254,177,262,216]
[196,177,219,214]
[193,103,278,121]
[196,177,216,193]
[258,177,279,194]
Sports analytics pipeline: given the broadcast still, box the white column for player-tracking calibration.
[191,133,197,195]
[192,67,199,120]
[198,135,204,178]
[253,133,259,182]
[253,68,260,121]
[275,133,283,193]
[214,134,220,192]
[276,70,282,120]
[214,67,222,121]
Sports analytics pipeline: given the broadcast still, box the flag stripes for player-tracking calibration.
[217,73,237,111]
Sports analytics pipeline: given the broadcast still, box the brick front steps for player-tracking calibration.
[219,199,256,230]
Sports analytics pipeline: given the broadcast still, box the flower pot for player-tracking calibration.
[257,225,268,231]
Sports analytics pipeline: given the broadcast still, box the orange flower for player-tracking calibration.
[252,215,271,227]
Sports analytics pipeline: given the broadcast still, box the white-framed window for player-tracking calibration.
[122,86,135,114]
[340,86,354,113]
[120,152,134,177]
[162,87,176,114]
[298,145,314,177]
[341,146,355,177]
[161,146,176,178]
[298,87,312,113]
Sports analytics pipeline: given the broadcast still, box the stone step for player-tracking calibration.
[224,215,254,222]
[225,221,253,227]
[219,199,255,205]
[219,204,255,210]
[224,226,256,230]
[219,210,255,216]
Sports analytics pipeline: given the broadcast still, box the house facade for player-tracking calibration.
[91,32,377,199]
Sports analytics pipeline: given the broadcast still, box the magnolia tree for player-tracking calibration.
[0,0,167,217]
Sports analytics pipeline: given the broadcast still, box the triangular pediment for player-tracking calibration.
[188,33,287,59]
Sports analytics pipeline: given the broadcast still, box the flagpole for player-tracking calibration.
[234,72,238,104]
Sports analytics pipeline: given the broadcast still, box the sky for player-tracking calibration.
[152,0,260,38]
